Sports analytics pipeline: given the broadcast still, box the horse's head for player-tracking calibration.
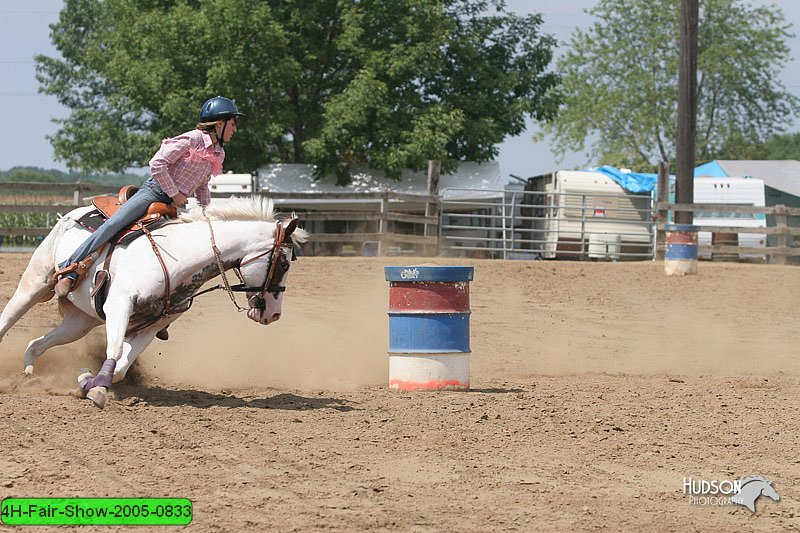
[179,198,308,324]
[732,476,781,513]
[761,481,780,502]
[237,217,301,325]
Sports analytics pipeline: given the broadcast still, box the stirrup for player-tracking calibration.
[52,251,102,290]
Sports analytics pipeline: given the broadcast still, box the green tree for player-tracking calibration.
[538,0,799,171]
[761,132,800,160]
[36,0,559,183]
[716,131,800,160]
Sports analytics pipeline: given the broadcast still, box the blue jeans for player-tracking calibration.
[59,177,173,277]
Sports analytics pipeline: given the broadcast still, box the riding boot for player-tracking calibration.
[55,272,78,298]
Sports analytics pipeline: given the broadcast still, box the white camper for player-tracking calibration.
[691,177,767,258]
[539,171,653,260]
[184,172,256,209]
[208,172,255,194]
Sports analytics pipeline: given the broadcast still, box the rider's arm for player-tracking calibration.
[194,174,212,207]
[149,135,192,199]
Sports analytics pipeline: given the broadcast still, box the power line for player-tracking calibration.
[0,10,60,14]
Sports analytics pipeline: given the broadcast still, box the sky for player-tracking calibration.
[1,0,799,180]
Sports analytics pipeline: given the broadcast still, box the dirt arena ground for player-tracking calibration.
[0,253,799,531]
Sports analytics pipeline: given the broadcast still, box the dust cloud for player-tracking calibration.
[136,262,390,391]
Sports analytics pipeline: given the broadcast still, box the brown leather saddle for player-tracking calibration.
[51,185,178,294]
[92,185,178,220]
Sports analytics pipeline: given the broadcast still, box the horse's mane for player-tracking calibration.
[176,196,309,243]
[178,196,276,223]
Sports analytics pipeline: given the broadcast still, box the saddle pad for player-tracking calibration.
[75,209,169,246]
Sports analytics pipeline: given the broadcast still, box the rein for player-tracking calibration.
[205,217,249,313]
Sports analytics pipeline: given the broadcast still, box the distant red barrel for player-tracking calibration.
[664,223,699,276]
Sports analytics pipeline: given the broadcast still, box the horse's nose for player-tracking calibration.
[262,312,281,325]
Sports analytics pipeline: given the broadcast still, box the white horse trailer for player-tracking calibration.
[539,171,653,260]
[185,172,257,209]
[691,177,767,259]
[208,172,256,194]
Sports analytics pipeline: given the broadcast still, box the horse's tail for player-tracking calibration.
[31,213,75,277]
[0,214,74,341]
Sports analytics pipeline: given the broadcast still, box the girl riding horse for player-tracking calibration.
[53,96,244,301]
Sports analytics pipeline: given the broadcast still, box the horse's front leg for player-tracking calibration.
[82,326,165,409]
[113,324,167,383]
[79,298,133,409]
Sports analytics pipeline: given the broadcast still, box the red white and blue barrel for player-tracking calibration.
[664,223,699,276]
[385,266,473,391]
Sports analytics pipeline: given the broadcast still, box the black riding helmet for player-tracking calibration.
[200,96,245,122]
[200,96,244,146]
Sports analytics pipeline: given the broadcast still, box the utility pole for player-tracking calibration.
[675,0,698,224]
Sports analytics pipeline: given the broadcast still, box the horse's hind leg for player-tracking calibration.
[23,299,101,375]
[0,228,60,340]
[0,268,56,341]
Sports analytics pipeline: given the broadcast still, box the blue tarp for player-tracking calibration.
[581,162,730,193]
[585,165,658,194]
[694,160,727,177]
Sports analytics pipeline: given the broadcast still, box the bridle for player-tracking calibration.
[205,217,297,313]
[232,221,296,310]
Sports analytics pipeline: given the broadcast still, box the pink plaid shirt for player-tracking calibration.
[149,129,225,207]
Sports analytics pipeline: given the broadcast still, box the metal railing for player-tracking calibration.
[439,188,655,260]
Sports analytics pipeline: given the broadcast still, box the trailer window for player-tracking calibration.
[694,205,756,219]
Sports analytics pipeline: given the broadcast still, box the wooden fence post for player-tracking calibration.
[656,162,670,259]
[774,204,788,265]
[378,191,389,257]
[425,160,441,256]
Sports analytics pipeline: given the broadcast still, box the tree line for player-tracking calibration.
[35,0,799,182]
[0,167,139,187]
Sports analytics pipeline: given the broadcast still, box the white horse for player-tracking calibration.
[0,196,308,408]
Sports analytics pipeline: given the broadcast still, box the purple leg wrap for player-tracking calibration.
[93,359,117,390]
[78,371,95,396]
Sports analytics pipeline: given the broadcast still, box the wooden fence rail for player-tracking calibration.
[656,202,800,264]
[0,182,124,239]
[0,185,440,256]
[251,191,440,255]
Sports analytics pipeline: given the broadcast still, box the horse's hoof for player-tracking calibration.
[86,386,108,409]
[77,368,94,397]
[23,365,34,376]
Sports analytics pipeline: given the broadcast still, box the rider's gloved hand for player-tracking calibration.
[171,192,188,208]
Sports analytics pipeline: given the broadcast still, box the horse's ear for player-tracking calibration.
[283,217,299,239]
